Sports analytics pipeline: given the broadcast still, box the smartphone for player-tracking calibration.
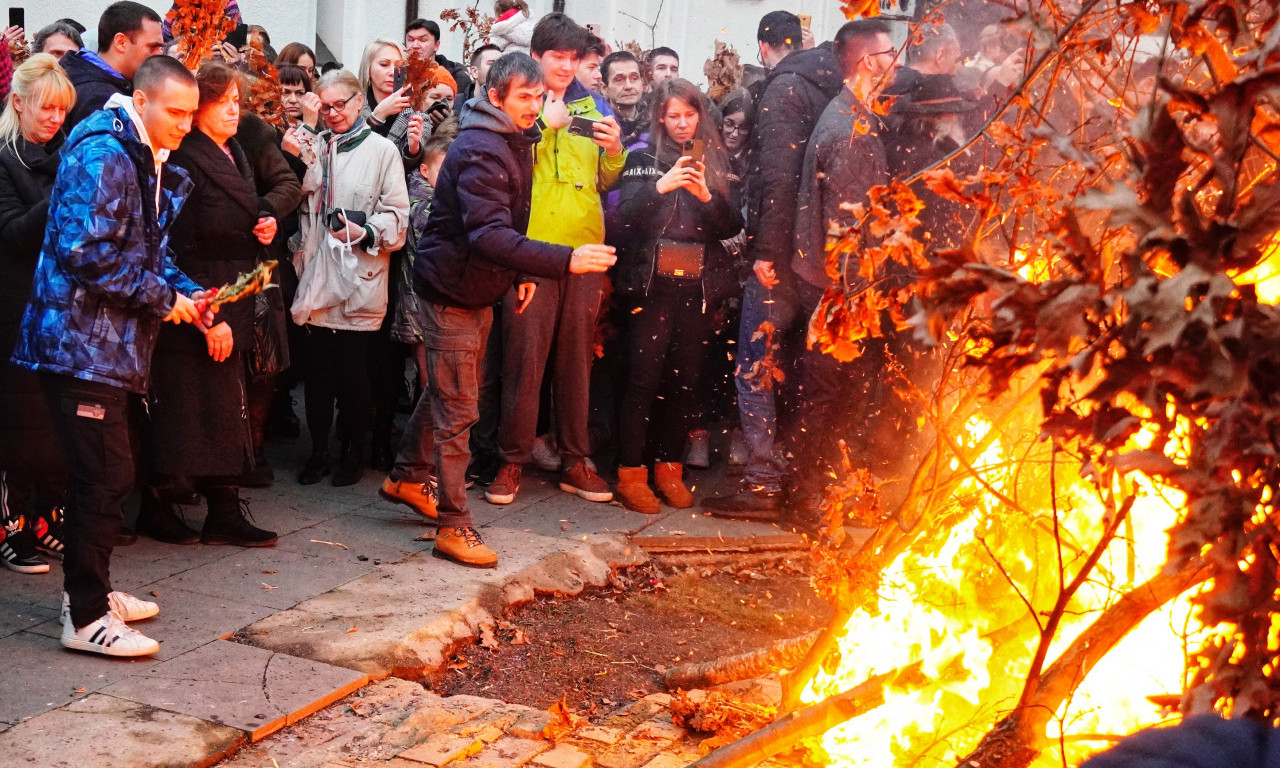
[226,22,248,49]
[7,7,22,29]
[797,13,811,29]
[683,139,705,164]
[567,115,598,137]
[393,64,408,93]
[585,23,600,37]
[427,99,451,116]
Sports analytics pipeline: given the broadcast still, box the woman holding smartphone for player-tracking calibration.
[611,78,743,513]
[358,38,426,172]
[290,69,409,486]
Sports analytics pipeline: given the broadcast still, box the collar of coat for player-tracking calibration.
[171,128,260,219]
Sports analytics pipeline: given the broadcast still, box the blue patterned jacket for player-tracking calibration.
[11,105,201,394]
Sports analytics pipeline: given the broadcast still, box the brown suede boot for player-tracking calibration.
[616,466,660,514]
[654,462,694,509]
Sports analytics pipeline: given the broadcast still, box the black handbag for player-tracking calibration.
[249,284,291,379]
[654,239,705,279]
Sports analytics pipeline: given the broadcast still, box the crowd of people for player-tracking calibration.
[0,0,1032,657]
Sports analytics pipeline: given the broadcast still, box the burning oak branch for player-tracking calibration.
[688,1,1280,766]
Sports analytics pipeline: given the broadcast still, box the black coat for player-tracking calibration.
[744,47,843,278]
[614,146,743,303]
[148,129,264,478]
[0,134,66,483]
[416,100,571,309]
[0,134,62,357]
[62,50,130,132]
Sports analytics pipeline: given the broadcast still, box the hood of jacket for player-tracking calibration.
[767,46,843,101]
[61,48,129,91]
[459,97,541,145]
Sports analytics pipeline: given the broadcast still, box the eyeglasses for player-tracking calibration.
[318,97,355,115]
[723,121,751,135]
[866,48,897,60]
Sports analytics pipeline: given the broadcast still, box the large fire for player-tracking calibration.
[801,408,1204,766]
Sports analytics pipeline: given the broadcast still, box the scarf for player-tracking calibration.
[320,118,372,215]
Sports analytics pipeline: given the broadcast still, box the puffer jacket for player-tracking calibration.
[416,98,572,309]
[12,103,201,394]
[744,46,843,277]
[490,10,537,54]
[614,145,743,304]
[529,78,627,248]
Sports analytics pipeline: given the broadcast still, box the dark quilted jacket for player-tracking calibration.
[11,105,201,393]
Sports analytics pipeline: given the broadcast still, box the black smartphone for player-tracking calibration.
[683,139,705,164]
[7,7,23,29]
[427,99,450,116]
[225,22,248,49]
[325,209,367,231]
[393,64,408,93]
[567,115,598,137]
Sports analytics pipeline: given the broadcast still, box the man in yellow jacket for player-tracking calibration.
[486,13,626,506]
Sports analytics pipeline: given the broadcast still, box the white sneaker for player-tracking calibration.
[531,434,562,472]
[62,591,160,624]
[686,429,711,468]
[61,611,160,657]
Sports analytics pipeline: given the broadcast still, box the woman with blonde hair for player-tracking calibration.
[358,38,425,168]
[290,69,409,485]
[0,54,76,572]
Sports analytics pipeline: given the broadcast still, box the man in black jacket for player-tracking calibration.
[406,19,475,102]
[378,52,615,569]
[786,19,899,523]
[704,10,844,518]
[62,1,164,131]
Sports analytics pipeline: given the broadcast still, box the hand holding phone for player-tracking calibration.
[567,115,599,137]
[682,139,705,165]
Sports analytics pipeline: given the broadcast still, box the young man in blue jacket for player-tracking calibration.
[379,52,616,568]
[13,55,210,657]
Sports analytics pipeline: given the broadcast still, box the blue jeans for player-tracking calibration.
[393,302,492,529]
[733,276,807,493]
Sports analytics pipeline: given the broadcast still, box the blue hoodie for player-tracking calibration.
[12,104,201,394]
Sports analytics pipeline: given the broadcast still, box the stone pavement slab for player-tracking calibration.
[100,639,367,740]
[154,547,375,611]
[274,508,435,565]
[0,595,55,640]
[0,693,244,768]
[0,629,157,724]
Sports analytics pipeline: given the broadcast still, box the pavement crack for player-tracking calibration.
[262,652,282,713]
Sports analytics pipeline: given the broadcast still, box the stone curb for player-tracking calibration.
[237,531,648,681]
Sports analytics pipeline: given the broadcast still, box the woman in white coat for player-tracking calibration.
[291,69,409,486]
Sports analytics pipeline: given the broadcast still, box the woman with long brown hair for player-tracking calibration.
[611,78,743,513]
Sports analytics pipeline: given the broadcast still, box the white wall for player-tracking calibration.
[20,0,899,87]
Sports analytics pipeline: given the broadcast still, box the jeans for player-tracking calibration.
[617,280,707,466]
[41,373,136,629]
[733,275,806,492]
[396,301,492,528]
[469,307,503,459]
[498,273,605,465]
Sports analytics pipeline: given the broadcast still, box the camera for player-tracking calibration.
[325,209,367,232]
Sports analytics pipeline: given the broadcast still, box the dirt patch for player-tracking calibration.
[426,559,830,715]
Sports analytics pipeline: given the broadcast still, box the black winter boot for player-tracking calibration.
[201,486,277,547]
[136,484,200,544]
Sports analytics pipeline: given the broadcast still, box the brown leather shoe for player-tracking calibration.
[379,477,438,519]
[654,462,694,508]
[560,459,613,502]
[433,526,498,568]
[615,466,660,514]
